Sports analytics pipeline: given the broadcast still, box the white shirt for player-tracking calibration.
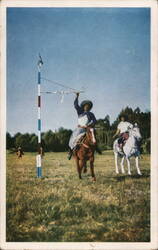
[117,121,133,134]
[78,114,89,127]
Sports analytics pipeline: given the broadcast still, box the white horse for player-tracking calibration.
[113,126,142,175]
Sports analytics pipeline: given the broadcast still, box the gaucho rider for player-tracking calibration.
[113,114,133,150]
[68,92,101,160]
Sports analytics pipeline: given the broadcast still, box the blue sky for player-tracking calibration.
[7,7,150,135]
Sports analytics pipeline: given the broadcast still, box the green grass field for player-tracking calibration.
[6,151,150,242]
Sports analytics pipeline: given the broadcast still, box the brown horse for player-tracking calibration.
[73,127,96,181]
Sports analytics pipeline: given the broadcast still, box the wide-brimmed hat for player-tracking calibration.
[80,100,93,110]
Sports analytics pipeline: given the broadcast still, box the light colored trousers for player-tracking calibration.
[69,127,86,149]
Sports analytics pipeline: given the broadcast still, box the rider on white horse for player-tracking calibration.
[113,116,142,175]
[68,93,101,160]
[113,114,133,151]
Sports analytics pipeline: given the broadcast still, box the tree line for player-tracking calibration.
[7,106,150,153]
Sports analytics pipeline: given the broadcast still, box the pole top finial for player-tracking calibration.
[38,53,43,69]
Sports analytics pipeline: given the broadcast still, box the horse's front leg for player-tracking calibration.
[78,159,85,179]
[135,156,142,175]
[126,157,131,175]
[120,156,125,174]
[114,152,119,174]
[75,157,81,179]
[90,158,96,181]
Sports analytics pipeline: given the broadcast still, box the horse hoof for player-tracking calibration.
[83,168,87,173]
[128,172,131,175]
[138,172,142,175]
[116,171,119,174]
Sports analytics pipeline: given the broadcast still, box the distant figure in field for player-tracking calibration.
[16,146,24,159]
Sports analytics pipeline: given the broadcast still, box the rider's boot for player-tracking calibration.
[67,148,73,160]
[67,145,79,160]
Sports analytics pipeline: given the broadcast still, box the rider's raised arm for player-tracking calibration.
[74,95,83,115]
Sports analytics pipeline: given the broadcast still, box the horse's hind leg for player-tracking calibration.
[126,158,131,175]
[135,156,142,175]
[83,162,87,173]
[120,156,125,174]
[90,160,96,181]
[114,152,119,174]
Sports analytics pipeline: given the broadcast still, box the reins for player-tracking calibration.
[77,134,90,149]
[78,134,96,149]
[82,143,90,149]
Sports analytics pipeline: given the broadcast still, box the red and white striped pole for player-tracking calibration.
[36,55,43,178]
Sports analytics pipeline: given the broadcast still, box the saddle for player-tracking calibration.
[122,132,129,140]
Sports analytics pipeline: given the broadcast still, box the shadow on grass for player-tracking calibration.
[111,172,150,182]
[129,173,150,179]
